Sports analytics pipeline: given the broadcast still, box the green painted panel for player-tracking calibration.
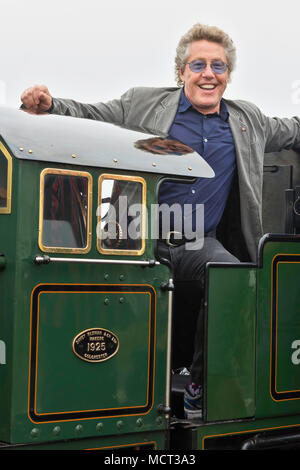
[256,238,300,418]
[206,265,256,421]
[275,261,300,394]
[0,148,19,443]
[34,289,153,415]
[196,413,300,450]
[0,430,166,450]
[0,158,171,445]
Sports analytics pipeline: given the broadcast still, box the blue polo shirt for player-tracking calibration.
[158,90,236,234]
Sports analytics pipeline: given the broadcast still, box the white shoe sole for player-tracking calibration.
[184,408,202,420]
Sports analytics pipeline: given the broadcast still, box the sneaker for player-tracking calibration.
[172,367,190,376]
[179,367,190,376]
[184,386,203,420]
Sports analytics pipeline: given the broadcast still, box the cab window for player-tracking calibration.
[0,142,12,214]
[97,174,146,255]
[39,169,92,253]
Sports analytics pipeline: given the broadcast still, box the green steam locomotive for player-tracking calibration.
[1,107,300,451]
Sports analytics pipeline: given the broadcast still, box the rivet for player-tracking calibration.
[19,147,24,151]
[104,273,109,280]
[30,428,40,438]
[119,274,125,281]
[72,154,76,158]
[52,426,61,436]
[28,149,33,154]
[113,158,118,163]
[75,424,83,434]
[136,418,143,427]
[241,127,246,132]
[104,297,109,305]
[96,422,104,432]
[116,420,124,430]
[156,416,163,425]
[119,297,124,304]
[188,167,192,171]
[152,162,157,167]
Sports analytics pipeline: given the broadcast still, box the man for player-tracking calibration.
[20,23,300,420]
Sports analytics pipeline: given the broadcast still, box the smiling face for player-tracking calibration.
[180,40,229,114]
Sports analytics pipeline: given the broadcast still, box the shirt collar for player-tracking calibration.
[179,88,229,121]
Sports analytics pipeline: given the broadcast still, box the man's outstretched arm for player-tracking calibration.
[20,83,133,125]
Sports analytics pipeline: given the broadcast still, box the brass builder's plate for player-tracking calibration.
[72,328,119,363]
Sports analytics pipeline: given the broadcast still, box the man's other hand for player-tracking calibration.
[20,84,53,114]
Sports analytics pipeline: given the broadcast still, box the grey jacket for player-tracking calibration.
[52,87,300,262]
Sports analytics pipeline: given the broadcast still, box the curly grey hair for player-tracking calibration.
[175,23,237,86]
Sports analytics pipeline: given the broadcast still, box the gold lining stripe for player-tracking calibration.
[28,283,157,423]
[270,255,300,399]
[86,441,157,450]
[33,291,151,416]
[0,141,13,214]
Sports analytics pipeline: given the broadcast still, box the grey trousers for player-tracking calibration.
[158,234,240,384]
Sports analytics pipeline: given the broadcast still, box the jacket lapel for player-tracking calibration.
[226,101,251,181]
[152,88,182,136]
[226,101,261,261]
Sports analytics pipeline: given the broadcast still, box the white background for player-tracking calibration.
[0,0,299,116]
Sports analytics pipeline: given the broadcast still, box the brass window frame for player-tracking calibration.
[0,141,13,214]
[97,173,146,256]
[39,168,92,254]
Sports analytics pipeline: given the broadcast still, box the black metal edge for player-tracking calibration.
[257,233,300,268]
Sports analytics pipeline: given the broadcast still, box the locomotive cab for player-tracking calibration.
[1,107,300,451]
[0,107,214,449]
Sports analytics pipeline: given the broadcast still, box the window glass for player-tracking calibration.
[0,150,7,208]
[98,175,146,255]
[40,170,92,253]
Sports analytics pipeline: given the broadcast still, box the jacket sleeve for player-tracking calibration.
[230,100,300,153]
[50,88,135,125]
[263,115,300,153]
[249,102,300,152]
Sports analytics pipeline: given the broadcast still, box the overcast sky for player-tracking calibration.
[0,0,299,117]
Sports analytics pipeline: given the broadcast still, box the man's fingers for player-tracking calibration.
[38,91,52,109]
[32,88,41,105]
[21,88,36,109]
[20,85,52,113]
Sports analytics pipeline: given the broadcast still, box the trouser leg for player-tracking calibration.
[172,279,202,369]
[165,236,240,384]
